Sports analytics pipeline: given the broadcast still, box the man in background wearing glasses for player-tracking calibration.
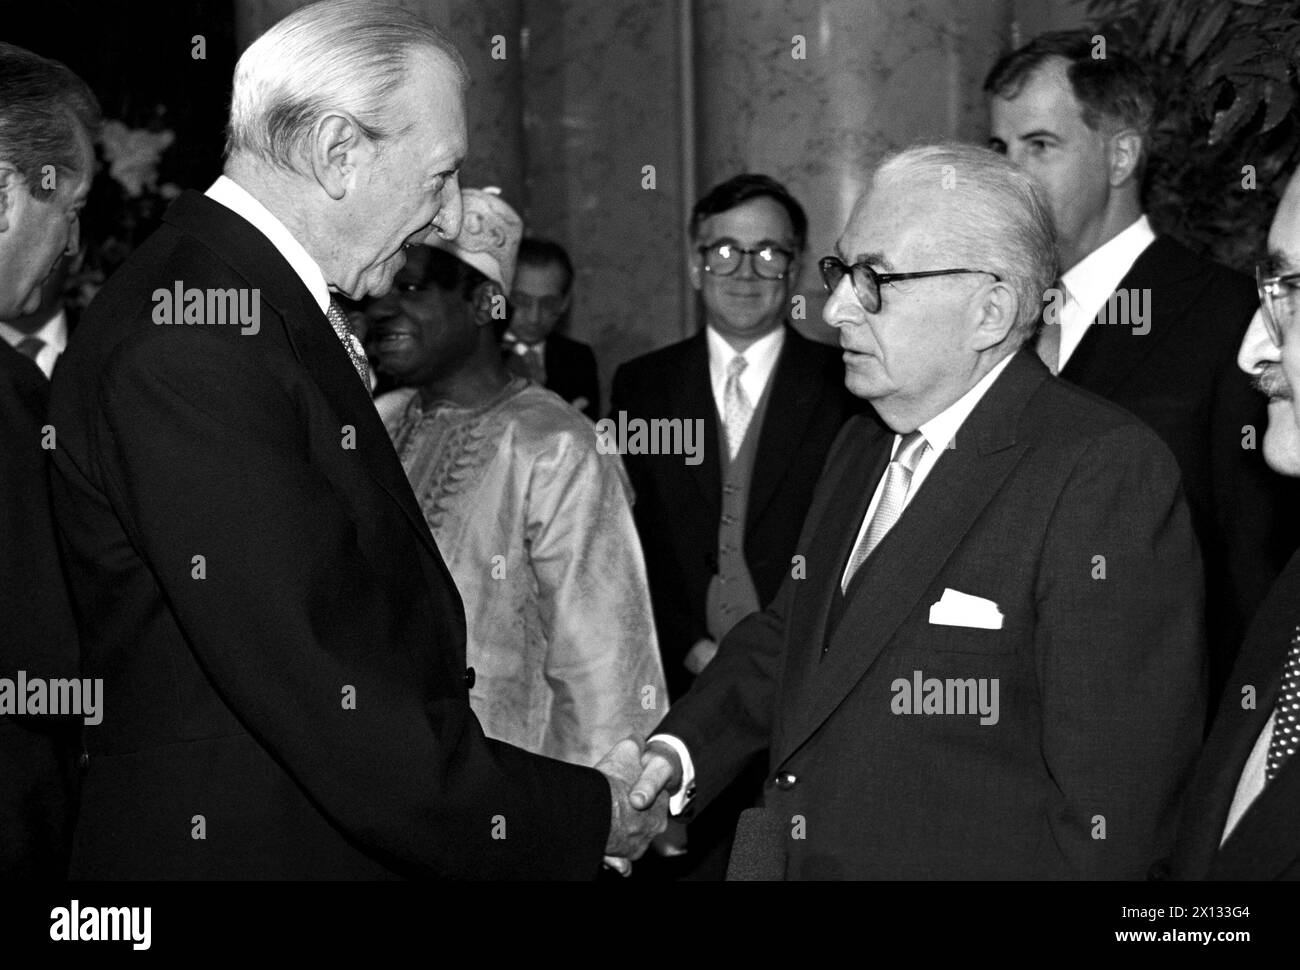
[626,144,1205,879]
[609,173,858,877]
[1170,167,1300,880]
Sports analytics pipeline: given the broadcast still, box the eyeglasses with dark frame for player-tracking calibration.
[1256,263,1300,348]
[819,255,1001,313]
[697,238,796,280]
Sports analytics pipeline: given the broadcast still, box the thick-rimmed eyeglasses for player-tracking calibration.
[819,255,1001,314]
[698,239,795,280]
[1256,264,1300,347]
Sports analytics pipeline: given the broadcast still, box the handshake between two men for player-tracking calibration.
[597,738,687,875]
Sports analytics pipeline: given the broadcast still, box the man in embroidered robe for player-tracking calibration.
[370,188,666,767]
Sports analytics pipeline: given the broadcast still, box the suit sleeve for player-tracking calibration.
[578,344,600,421]
[609,363,710,679]
[1035,424,1206,879]
[93,332,610,879]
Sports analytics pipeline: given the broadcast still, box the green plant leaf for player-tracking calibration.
[1186,2,1233,63]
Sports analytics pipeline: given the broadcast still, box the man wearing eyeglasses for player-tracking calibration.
[503,237,600,420]
[987,31,1296,715]
[608,173,858,877]
[1169,168,1300,880]
[625,144,1205,879]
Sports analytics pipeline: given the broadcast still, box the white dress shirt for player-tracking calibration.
[204,175,331,315]
[1222,712,1274,845]
[1056,214,1156,369]
[706,324,785,415]
[656,351,1016,815]
[1,308,68,379]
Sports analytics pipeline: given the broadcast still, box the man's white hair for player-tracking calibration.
[226,0,467,174]
[874,143,1060,344]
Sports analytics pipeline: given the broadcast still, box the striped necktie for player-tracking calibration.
[326,299,370,388]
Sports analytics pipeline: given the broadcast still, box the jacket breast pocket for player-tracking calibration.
[928,624,1017,655]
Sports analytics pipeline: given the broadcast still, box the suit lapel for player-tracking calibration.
[777,351,1045,764]
[672,332,722,522]
[161,191,444,565]
[1060,235,1194,396]
[1202,551,1300,877]
[747,328,828,531]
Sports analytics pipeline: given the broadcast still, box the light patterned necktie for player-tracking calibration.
[326,298,370,388]
[841,430,930,593]
[723,355,753,460]
[1266,626,1300,782]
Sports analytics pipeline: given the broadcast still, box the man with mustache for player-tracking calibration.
[1169,167,1300,879]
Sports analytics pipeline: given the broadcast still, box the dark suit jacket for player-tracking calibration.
[657,350,1207,879]
[47,190,610,879]
[0,342,81,877]
[609,325,859,700]
[544,333,599,420]
[1059,234,1300,699]
[1169,548,1300,880]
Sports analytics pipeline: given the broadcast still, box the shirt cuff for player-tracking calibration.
[649,733,696,817]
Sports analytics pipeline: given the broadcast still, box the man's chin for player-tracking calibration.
[1262,416,1300,477]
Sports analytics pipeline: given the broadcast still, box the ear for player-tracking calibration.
[0,163,21,233]
[688,248,704,290]
[970,279,1020,352]
[472,281,504,326]
[1107,128,1143,188]
[309,112,368,201]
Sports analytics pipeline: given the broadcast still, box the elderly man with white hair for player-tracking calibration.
[623,143,1206,880]
[47,0,665,880]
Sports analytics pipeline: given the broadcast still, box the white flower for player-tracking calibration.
[100,119,175,197]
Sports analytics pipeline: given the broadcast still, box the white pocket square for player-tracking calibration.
[928,588,1004,630]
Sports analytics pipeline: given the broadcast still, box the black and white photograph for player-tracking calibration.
[1,0,1298,953]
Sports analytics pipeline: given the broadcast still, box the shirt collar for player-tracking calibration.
[204,175,331,314]
[911,352,1017,454]
[0,308,67,356]
[1060,214,1156,310]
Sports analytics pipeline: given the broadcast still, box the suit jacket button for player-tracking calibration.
[463,667,476,689]
[774,771,797,790]
[77,750,90,770]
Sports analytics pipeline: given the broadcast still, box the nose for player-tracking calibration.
[433,176,463,242]
[367,290,400,321]
[822,274,859,331]
[1238,306,1277,377]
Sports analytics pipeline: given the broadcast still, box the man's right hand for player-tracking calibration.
[630,739,683,810]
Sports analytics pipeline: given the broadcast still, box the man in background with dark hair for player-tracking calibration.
[988,30,1297,709]
[0,41,98,878]
[609,173,858,876]
[505,237,600,419]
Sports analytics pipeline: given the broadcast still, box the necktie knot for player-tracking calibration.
[894,429,929,472]
[15,336,44,362]
[727,355,748,380]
